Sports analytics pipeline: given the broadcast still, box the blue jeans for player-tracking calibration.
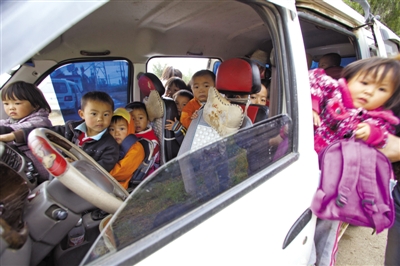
[385,183,400,266]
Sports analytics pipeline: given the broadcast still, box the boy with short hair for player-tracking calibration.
[109,108,145,189]
[9,91,120,172]
[318,53,341,69]
[165,90,194,144]
[125,101,160,174]
[180,70,215,129]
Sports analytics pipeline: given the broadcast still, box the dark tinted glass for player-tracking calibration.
[38,60,130,125]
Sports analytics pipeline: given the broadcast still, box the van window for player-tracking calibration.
[37,59,131,125]
[147,57,220,84]
[54,82,68,93]
[384,40,399,56]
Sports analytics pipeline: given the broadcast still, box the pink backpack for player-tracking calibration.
[310,138,395,234]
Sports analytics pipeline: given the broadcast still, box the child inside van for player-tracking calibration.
[164,77,188,98]
[318,53,343,80]
[0,91,120,172]
[0,81,53,182]
[165,90,194,144]
[180,70,215,129]
[310,56,400,266]
[160,66,183,87]
[109,108,145,189]
[0,81,52,130]
[126,101,160,173]
[250,80,269,106]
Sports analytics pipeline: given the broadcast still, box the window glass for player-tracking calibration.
[384,40,399,56]
[83,115,291,264]
[147,57,219,85]
[37,60,130,125]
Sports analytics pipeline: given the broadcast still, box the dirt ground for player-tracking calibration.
[336,225,388,266]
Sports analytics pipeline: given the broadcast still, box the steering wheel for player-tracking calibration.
[27,128,128,214]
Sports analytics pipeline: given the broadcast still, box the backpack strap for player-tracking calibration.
[336,139,360,207]
[357,143,390,233]
[119,134,138,159]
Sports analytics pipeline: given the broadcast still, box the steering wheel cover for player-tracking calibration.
[28,128,127,214]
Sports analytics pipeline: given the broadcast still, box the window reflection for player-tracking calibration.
[84,115,291,264]
[38,60,130,125]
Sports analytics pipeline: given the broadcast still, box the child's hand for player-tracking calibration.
[312,110,321,127]
[165,118,176,131]
[191,110,199,120]
[0,133,15,142]
[355,123,371,141]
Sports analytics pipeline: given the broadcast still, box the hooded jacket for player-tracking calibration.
[109,108,145,189]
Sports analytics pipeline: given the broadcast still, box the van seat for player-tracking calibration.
[179,57,261,153]
[128,138,155,190]
[237,104,269,123]
[137,73,180,164]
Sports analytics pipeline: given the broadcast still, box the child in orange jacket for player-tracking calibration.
[109,108,145,189]
[180,70,215,129]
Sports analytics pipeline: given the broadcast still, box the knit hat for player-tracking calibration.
[113,108,135,135]
[250,49,268,67]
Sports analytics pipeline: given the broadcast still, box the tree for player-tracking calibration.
[343,0,400,36]
[152,62,167,79]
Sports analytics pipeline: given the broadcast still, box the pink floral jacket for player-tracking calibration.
[309,68,399,153]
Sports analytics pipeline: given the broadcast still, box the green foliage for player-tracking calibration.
[152,62,167,78]
[182,69,193,84]
[343,0,400,36]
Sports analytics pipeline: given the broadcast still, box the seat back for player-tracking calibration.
[217,57,268,123]
[137,73,180,164]
[179,57,261,154]
[129,138,155,187]
[237,103,269,123]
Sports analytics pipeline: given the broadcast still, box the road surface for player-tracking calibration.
[336,225,387,266]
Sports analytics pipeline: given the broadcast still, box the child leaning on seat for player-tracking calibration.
[0,91,120,172]
[310,56,400,266]
[180,70,215,129]
[126,101,160,175]
[109,108,145,189]
[165,90,194,144]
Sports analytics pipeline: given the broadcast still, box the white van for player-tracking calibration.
[0,1,398,266]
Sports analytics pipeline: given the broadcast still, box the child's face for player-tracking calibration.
[250,84,268,105]
[174,95,190,116]
[192,75,214,103]
[78,100,113,137]
[3,97,36,120]
[165,83,180,98]
[131,109,148,133]
[347,69,395,110]
[109,119,129,145]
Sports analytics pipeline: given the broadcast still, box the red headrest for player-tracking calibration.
[216,57,261,95]
[138,73,165,97]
